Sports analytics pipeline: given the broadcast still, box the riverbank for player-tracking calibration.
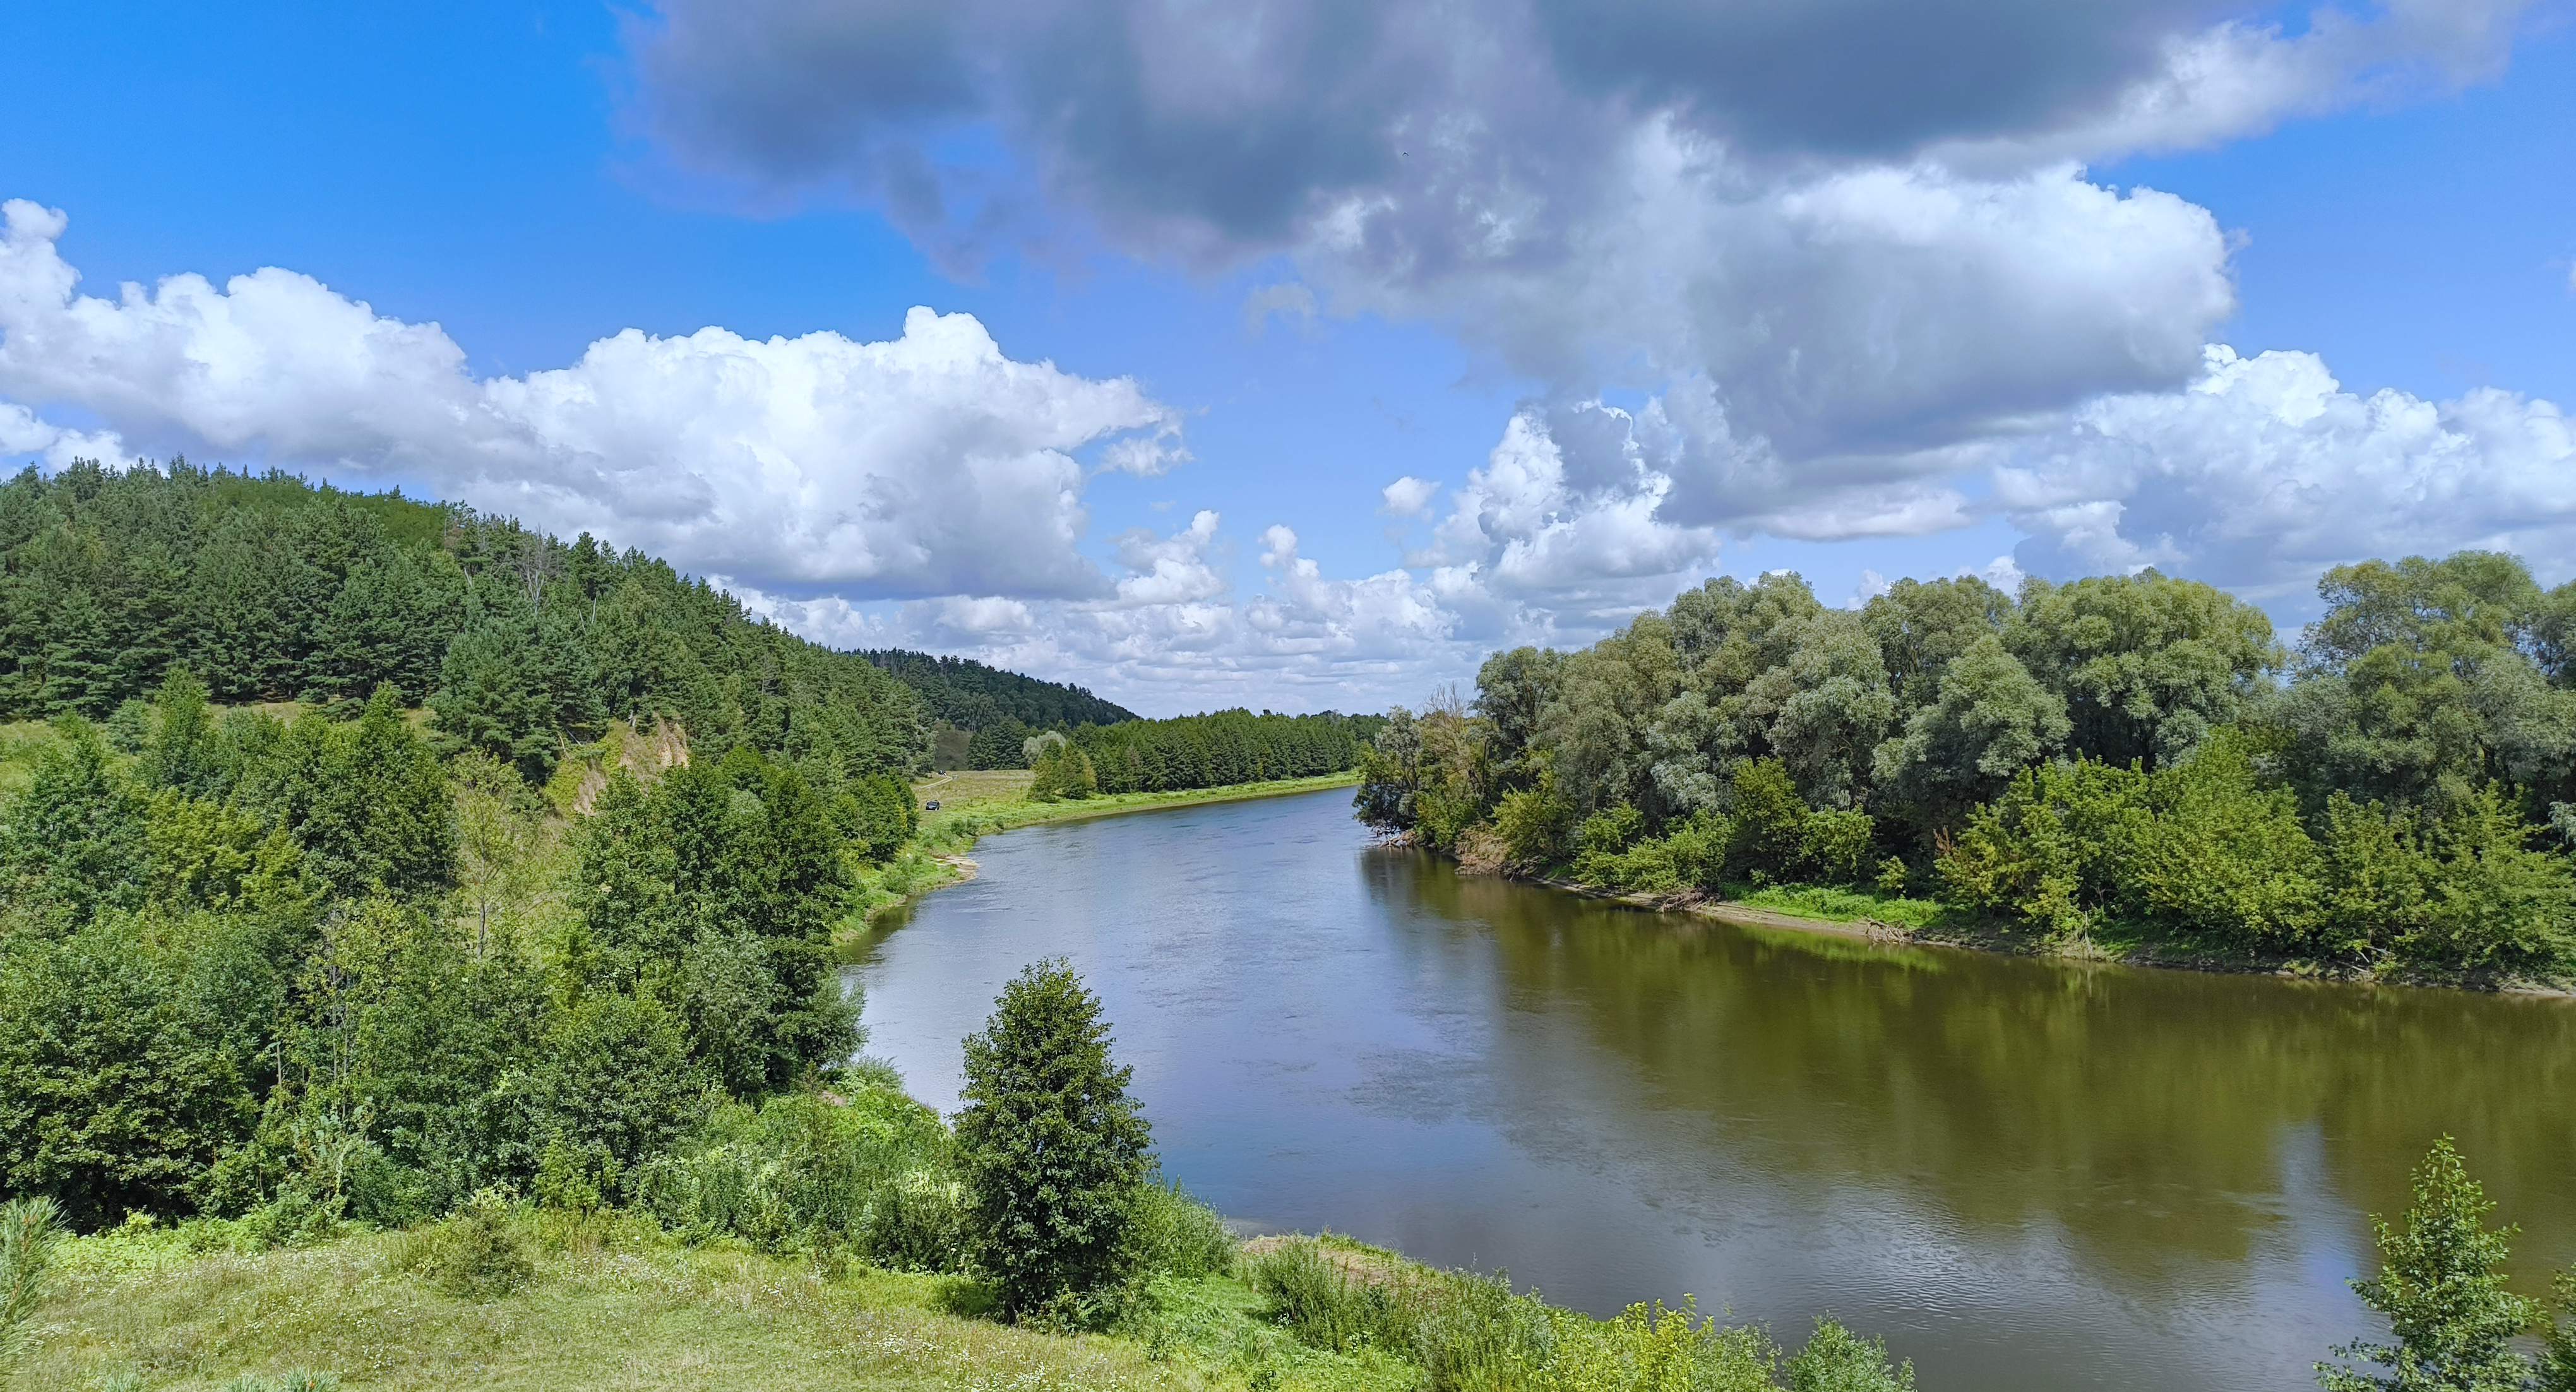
[1498,852,2563,993]
[0,1217,1403,1392]
[4,1187,1904,1392]
[840,771,1363,943]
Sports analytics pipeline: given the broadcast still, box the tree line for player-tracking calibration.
[1,459,930,787]
[859,648,1137,770]
[1359,552,2576,977]
[1073,708,1383,794]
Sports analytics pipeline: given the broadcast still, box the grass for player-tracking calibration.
[1723,882,1957,932]
[915,770,1363,840]
[3,1218,1418,1392]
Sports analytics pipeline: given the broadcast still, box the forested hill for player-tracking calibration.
[0,459,938,781]
[860,648,1135,766]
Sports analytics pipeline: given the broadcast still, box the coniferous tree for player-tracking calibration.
[136,668,222,797]
[955,960,1152,1319]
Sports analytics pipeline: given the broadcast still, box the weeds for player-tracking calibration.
[390,1189,533,1299]
[0,1196,61,1361]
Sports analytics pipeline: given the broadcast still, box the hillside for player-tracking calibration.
[858,648,1135,768]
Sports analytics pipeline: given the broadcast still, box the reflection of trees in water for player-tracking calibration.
[1362,847,2576,1289]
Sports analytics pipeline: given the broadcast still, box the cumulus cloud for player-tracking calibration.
[2001,345,2576,593]
[1379,475,1438,517]
[0,198,1176,600]
[0,197,1571,712]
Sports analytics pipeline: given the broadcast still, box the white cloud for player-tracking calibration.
[2000,345,2576,592]
[1379,475,1438,518]
[1108,508,1228,607]
[0,199,1175,601]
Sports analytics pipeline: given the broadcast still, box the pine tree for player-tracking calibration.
[136,667,222,797]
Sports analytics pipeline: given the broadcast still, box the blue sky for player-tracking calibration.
[2,0,2572,711]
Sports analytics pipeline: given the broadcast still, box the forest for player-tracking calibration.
[1357,552,2576,979]
[861,648,1138,770]
[0,458,1377,1243]
[0,459,929,788]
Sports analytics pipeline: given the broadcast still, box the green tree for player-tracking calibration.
[257,686,455,900]
[2318,1137,2537,1392]
[954,960,1152,1319]
[135,667,222,797]
[2008,570,2280,769]
[0,720,145,925]
[1871,635,2070,827]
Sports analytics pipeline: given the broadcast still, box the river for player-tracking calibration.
[845,787,2576,1392]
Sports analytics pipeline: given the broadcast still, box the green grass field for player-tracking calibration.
[5,1218,1414,1392]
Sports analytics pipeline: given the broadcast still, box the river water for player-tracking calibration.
[845,787,2576,1392]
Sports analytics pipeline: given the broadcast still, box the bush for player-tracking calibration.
[1786,1319,1914,1392]
[634,1087,967,1271]
[1494,780,1578,868]
[399,1189,534,1300]
[955,960,1152,1319]
[1120,1178,1236,1280]
[1531,1297,1774,1392]
[1248,1237,1549,1389]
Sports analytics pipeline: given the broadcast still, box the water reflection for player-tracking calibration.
[850,789,2576,1392]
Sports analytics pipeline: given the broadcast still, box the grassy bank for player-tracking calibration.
[841,771,1362,939]
[6,1215,1905,1392]
[1524,861,2524,985]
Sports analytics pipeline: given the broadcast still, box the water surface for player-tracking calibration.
[848,788,2576,1392]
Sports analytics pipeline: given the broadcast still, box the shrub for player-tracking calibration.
[1120,1178,1236,1280]
[400,1188,534,1300]
[1798,809,1876,884]
[1786,1319,1914,1392]
[1249,1237,1550,1389]
[956,960,1153,1319]
[1532,1297,1774,1392]
[633,1087,967,1271]
[2318,1138,2535,1392]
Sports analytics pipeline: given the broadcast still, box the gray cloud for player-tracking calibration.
[1528,0,2237,158]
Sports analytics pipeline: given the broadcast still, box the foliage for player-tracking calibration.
[0,1196,61,1361]
[1529,1297,1774,1392]
[1782,1321,1913,1392]
[2318,1138,2538,1392]
[1027,732,1099,802]
[1077,710,1374,794]
[861,648,1137,769]
[955,960,1153,1319]
[635,1086,968,1271]
[1119,1179,1236,1282]
[1374,549,2576,977]
[1248,1237,1551,1390]
[0,460,931,779]
[396,1188,534,1300]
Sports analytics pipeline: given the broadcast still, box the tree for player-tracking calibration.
[2318,1137,2537,1392]
[0,720,146,925]
[1871,636,2070,826]
[135,667,222,797]
[2008,570,2280,770]
[954,960,1152,1319]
